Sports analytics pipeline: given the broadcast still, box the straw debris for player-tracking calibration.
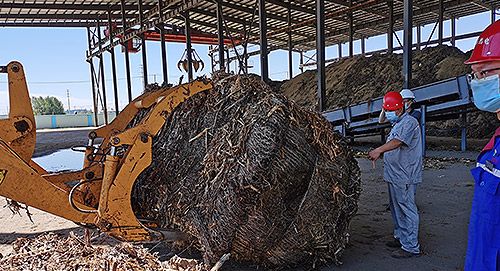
[0,232,206,271]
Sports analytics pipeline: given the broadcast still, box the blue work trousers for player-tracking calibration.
[388,182,420,254]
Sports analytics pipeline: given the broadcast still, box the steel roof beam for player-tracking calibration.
[190,8,317,39]
[470,0,491,10]
[323,0,389,36]
[470,0,493,9]
[218,1,339,37]
[324,0,349,6]
[325,0,383,16]
[267,0,316,15]
[241,0,383,45]
[0,2,155,11]
[0,13,136,20]
[267,0,354,33]
[88,0,203,59]
[241,0,355,37]
[394,0,451,20]
[0,22,92,27]
[221,1,302,24]
[292,0,472,46]
[95,0,181,51]
[181,15,293,45]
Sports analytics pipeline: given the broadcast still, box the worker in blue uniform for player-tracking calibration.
[464,20,500,271]
[379,89,421,124]
[369,91,423,259]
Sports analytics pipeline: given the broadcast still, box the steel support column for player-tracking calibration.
[316,0,326,112]
[226,49,230,73]
[388,0,394,53]
[120,0,132,102]
[209,46,215,72]
[421,105,426,157]
[288,4,293,80]
[159,25,168,85]
[244,46,249,73]
[416,24,421,50]
[108,9,120,114]
[97,19,108,125]
[461,111,467,151]
[217,1,225,71]
[158,0,168,85]
[300,51,304,73]
[361,36,366,56]
[402,0,413,89]
[87,27,99,126]
[438,0,444,45]
[139,0,148,87]
[259,0,269,82]
[348,0,354,57]
[185,11,194,81]
[492,6,496,23]
[451,17,456,46]
[380,130,386,143]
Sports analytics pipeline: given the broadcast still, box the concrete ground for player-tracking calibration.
[0,128,486,270]
[332,157,473,271]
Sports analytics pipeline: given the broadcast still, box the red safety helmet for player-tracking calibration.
[465,20,500,64]
[383,91,404,111]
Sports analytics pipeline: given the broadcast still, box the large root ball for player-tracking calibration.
[132,74,361,269]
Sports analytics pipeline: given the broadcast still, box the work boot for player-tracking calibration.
[385,239,401,248]
[391,249,420,259]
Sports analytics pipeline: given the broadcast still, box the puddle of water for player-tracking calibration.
[33,149,84,172]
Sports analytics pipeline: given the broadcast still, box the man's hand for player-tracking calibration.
[368,148,382,161]
[368,148,382,169]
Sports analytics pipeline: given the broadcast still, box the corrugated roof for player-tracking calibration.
[0,0,498,53]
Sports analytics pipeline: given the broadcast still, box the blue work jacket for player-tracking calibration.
[465,127,500,271]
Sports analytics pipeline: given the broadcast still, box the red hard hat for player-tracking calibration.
[465,20,500,64]
[383,91,404,111]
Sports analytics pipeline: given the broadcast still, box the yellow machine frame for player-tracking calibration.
[0,61,212,241]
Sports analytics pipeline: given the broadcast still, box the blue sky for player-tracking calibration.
[0,11,493,115]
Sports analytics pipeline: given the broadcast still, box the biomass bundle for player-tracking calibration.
[131,74,361,269]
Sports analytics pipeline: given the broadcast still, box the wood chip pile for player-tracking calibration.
[280,45,497,138]
[0,232,205,271]
[131,74,361,269]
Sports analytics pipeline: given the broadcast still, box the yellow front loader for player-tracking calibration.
[0,61,212,242]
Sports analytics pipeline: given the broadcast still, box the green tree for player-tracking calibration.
[32,96,65,115]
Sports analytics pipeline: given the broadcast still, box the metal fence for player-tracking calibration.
[33,112,116,129]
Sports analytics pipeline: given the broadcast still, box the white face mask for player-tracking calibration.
[385,111,399,123]
[470,74,500,113]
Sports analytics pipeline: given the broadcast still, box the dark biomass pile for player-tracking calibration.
[280,45,497,139]
[132,74,361,269]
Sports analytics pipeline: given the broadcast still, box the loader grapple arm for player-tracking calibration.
[0,62,36,163]
[0,61,212,242]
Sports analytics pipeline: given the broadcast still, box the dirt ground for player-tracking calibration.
[0,128,487,270]
[332,158,474,271]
